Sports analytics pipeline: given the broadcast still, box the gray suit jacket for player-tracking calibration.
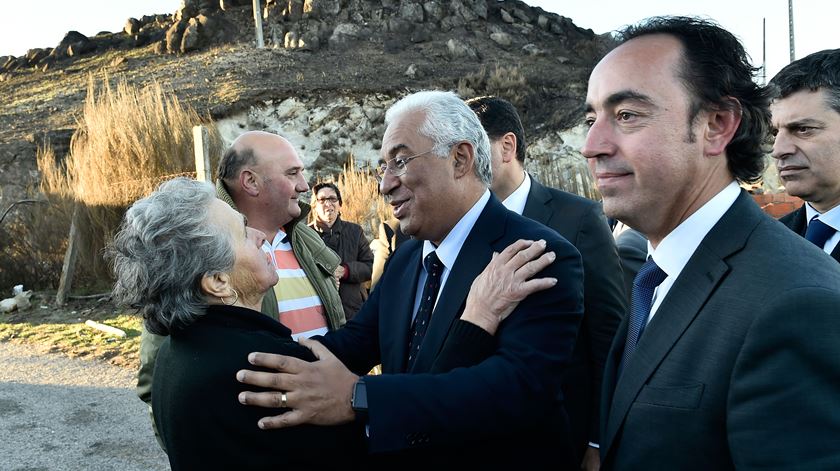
[522,176,626,456]
[779,204,840,263]
[600,191,840,470]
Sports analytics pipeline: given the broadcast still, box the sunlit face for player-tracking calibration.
[378,110,458,243]
[314,187,341,227]
[208,199,278,298]
[581,34,711,239]
[251,136,309,225]
[771,88,840,212]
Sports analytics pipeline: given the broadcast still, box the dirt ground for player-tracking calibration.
[0,292,142,370]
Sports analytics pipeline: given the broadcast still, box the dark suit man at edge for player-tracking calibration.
[582,16,840,470]
[466,95,625,471]
[236,90,586,468]
[769,48,840,263]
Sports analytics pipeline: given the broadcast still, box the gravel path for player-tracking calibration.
[0,341,169,470]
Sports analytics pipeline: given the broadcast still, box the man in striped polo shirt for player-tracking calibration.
[215,131,346,338]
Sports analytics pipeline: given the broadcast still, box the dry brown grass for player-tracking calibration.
[457,64,532,108]
[27,76,224,292]
[310,155,389,238]
[39,76,223,207]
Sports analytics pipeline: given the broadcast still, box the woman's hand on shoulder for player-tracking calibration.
[461,239,557,335]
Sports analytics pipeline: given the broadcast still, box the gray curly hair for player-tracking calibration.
[385,90,493,186]
[106,177,235,335]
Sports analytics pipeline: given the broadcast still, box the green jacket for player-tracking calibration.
[214,179,345,329]
[136,180,345,409]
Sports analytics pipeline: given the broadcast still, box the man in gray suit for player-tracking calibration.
[769,49,840,263]
[466,95,625,471]
[582,16,840,470]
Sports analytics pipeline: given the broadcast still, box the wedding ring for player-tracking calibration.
[280,392,288,409]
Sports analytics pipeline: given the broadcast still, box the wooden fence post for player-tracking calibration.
[253,0,265,49]
[193,125,212,182]
[56,204,81,305]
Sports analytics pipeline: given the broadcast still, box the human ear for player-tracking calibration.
[240,169,260,197]
[704,98,741,157]
[452,141,475,179]
[200,271,233,299]
[501,132,517,163]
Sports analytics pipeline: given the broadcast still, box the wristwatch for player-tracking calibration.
[351,378,368,421]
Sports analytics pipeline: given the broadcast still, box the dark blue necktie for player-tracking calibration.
[805,216,835,249]
[619,257,668,376]
[407,251,444,369]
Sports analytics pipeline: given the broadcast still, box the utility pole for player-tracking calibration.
[788,0,795,62]
[761,17,767,85]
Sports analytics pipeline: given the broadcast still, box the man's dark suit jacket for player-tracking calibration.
[320,195,585,467]
[600,191,840,470]
[522,176,625,457]
[780,204,840,263]
[614,227,647,301]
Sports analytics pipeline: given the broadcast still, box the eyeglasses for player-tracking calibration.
[375,149,435,181]
[316,196,339,204]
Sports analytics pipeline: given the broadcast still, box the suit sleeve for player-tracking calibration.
[616,230,647,299]
[429,320,496,373]
[728,286,840,468]
[576,203,627,442]
[363,236,584,453]
[319,280,382,375]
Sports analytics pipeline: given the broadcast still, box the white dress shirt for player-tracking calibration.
[805,203,840,255]
[411,190,492,320]
[646,181,741,322]
[501,171,531,215]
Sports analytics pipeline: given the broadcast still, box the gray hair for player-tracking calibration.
[385,90,492,186]
[106,177,235,335]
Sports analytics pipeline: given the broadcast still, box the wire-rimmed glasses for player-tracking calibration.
[375,149,435,181]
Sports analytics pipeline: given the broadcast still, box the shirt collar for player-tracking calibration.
[267,227,289,248]
[650,181,741,278]
[501,172,531,215]
[422,190,492,272]
[805,202,840,231]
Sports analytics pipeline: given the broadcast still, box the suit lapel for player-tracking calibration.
[602,191,763,454]
[383,241,423,373]
[791,205,807,236]
[410,197,507,372]
[522,176,554,227]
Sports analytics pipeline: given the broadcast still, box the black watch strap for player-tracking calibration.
[351,378,368,421]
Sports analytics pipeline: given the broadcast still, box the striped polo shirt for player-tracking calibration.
[262,228,328,340]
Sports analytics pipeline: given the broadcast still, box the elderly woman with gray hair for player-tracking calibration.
[107,177,365,470]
